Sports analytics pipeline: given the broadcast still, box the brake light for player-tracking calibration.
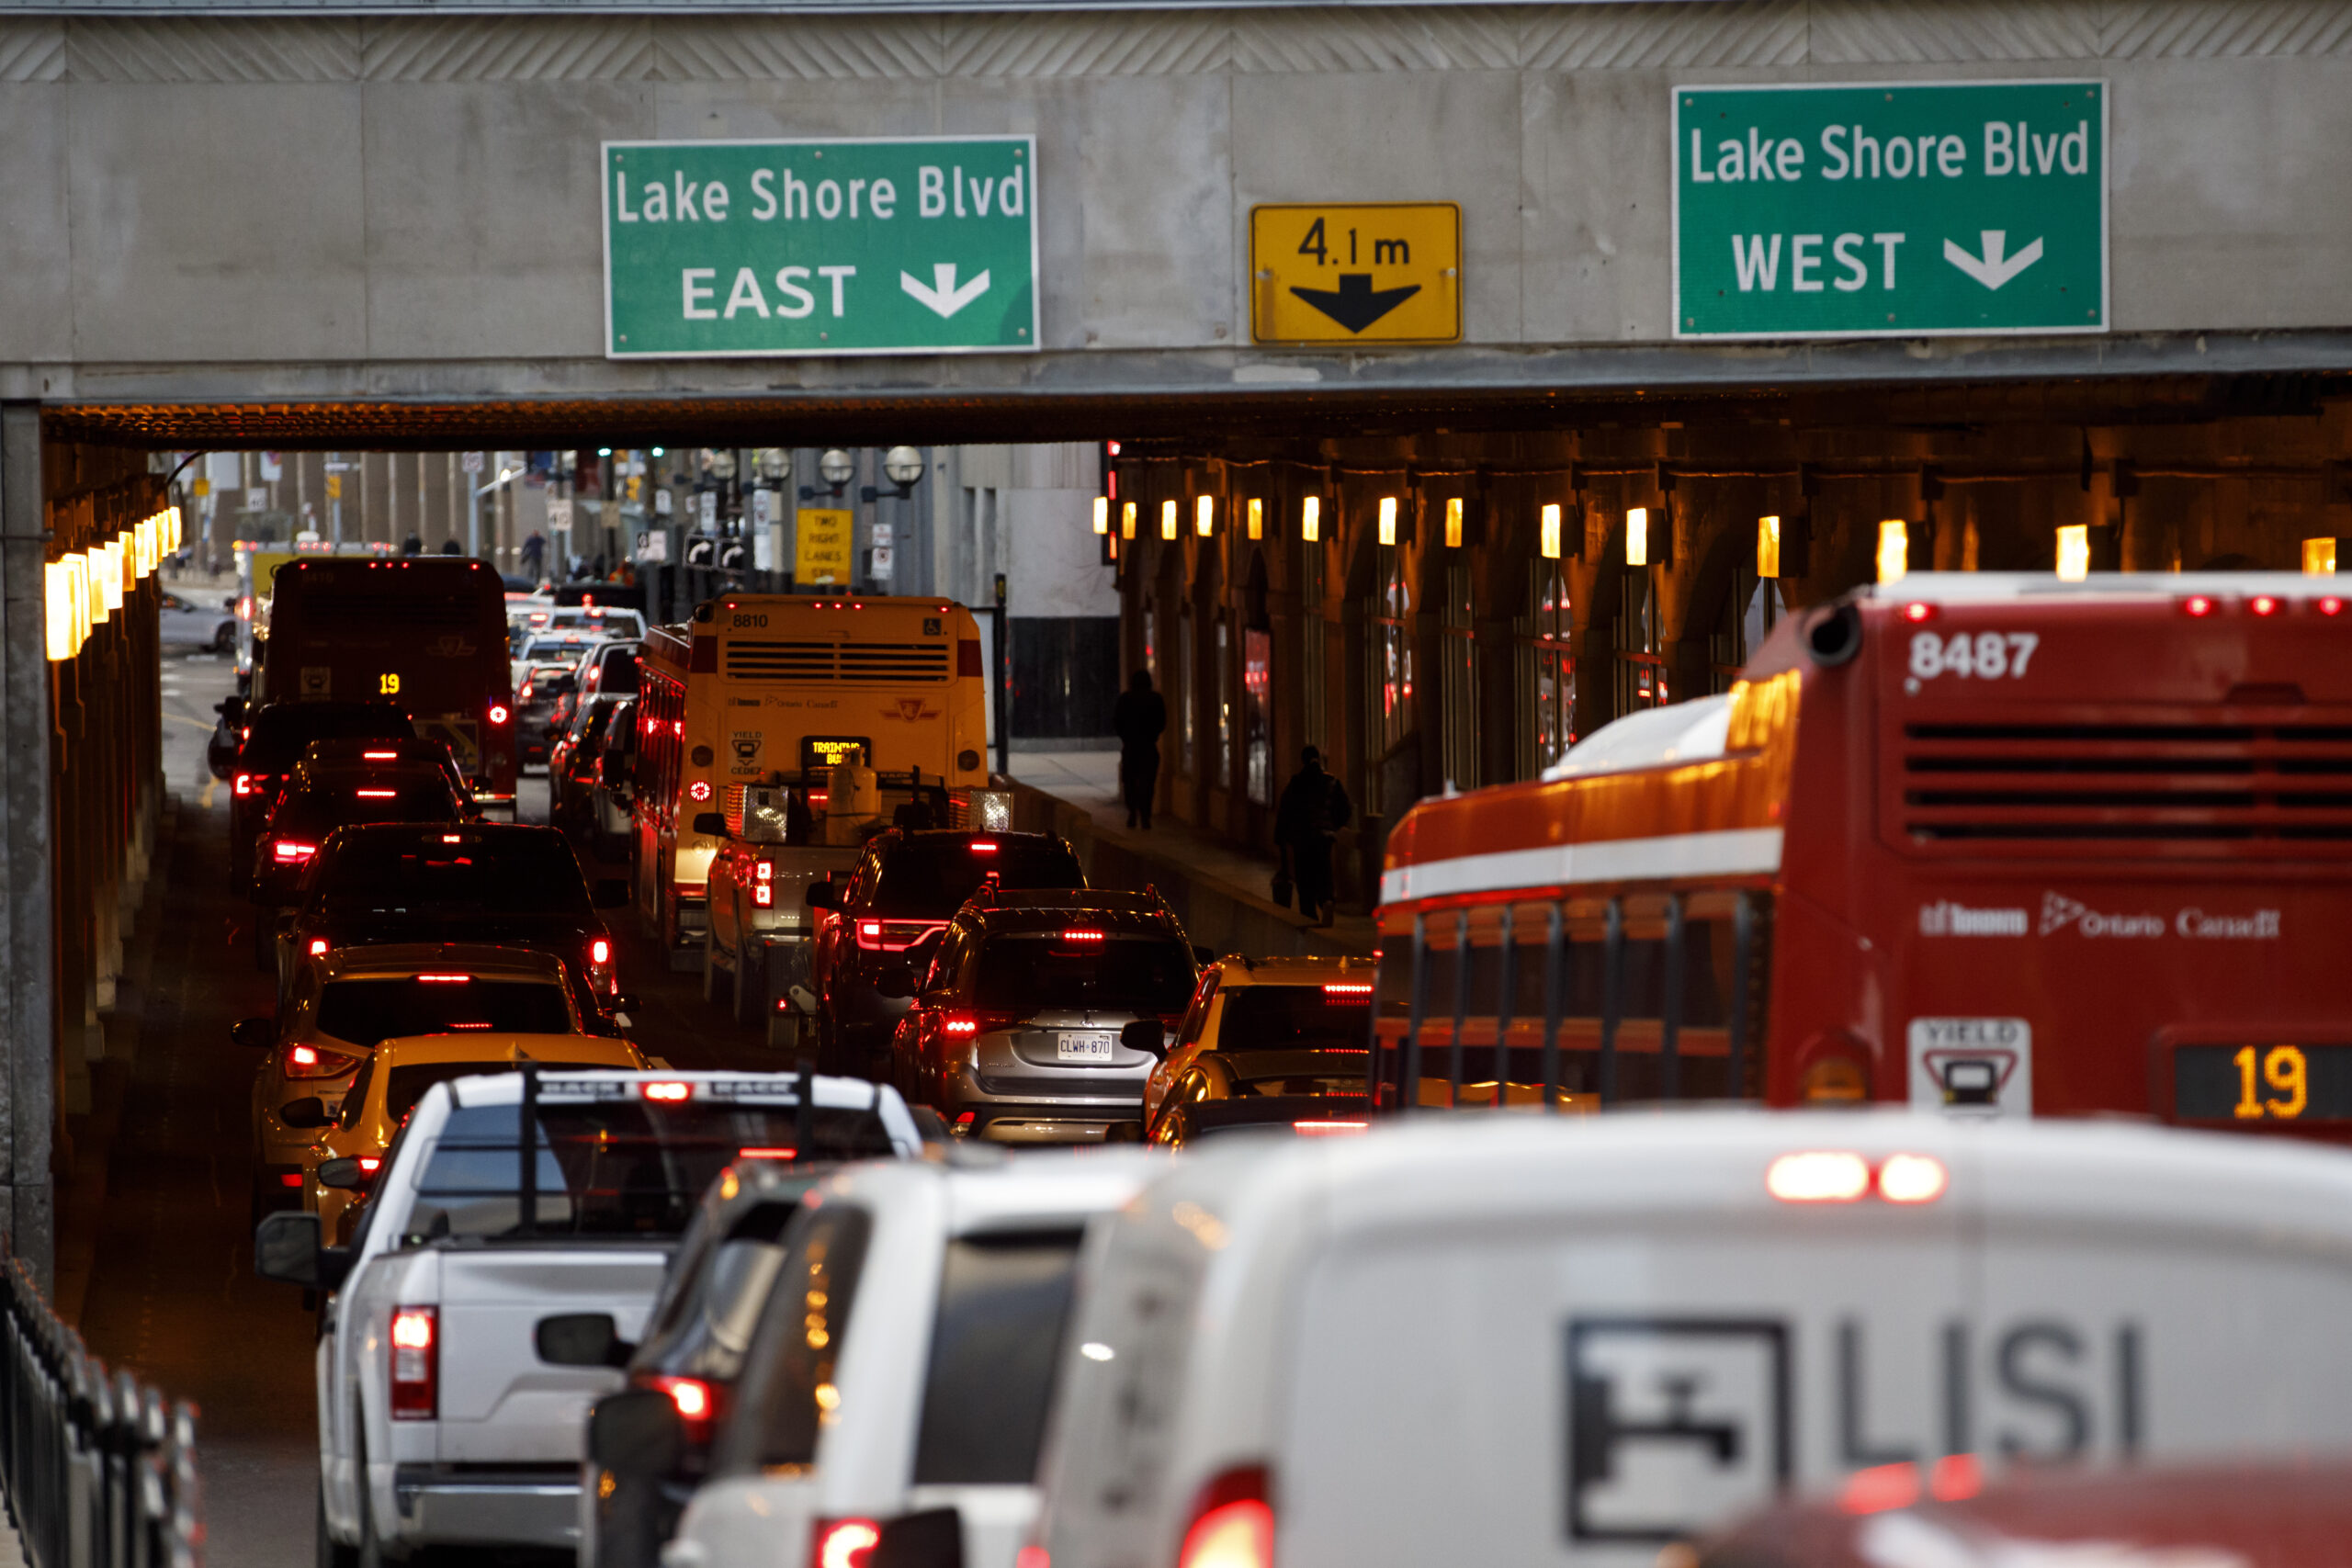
[1321,982,1374,996]
[1061,929,1106,942]
[1293,1121,1368,1135]
[1766,1151,1947,1204]
[942,1016,979,1036]
[362,750,398,760]
[813,1518,882,1568]
[488,705,511,725]
[2181,594,2218,617]
[643,1081,693,1102]
[754,885,774,908]
[233,773,255,796]
[1876,1153,1949,1204]
[413,974,471,983]
[2320,597,2346,617]
[755,863,773,880]
[1177,1468,1272,1568]
[648,1374,720,1445]
[1900,601,1936,623]
[279,1173,303,1189]
[355,788,397,799]
[969,840,999,853]
[443,834,463,844]
[518,683,533,703]
[688,780,713,802]
[273,840,318,863]
[2250,594,2282,617]
[591,938,611,966]
[357,1156,382,1175]
[854,919,943,952]
[390,1307,437,1419]
[737,1146,797,1161]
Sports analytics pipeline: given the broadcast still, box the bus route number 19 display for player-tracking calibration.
[2173,1043,2352,1123]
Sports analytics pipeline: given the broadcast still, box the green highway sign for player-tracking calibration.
[1672,81,2106,340]
[602,137,1038,358]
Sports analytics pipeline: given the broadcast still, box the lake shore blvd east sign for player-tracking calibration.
[1672,81,2107,340]
[602,136,1039,358]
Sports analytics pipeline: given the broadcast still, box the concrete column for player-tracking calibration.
[0,406,52,1285]
[363,453,392,547]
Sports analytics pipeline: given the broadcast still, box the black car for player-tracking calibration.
[890,889,1201,1143]
[296,734,472,812]
[249,760,465,968]
[805,829,1086,1079]
[229,701,414,879]
[282,822,632,1007]
[578,1145,899,1568]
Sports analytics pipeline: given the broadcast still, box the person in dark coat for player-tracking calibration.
[1275,745,1352,927]
[1112,669,1167,829]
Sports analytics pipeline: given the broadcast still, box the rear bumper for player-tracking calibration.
[394,1465,578,1549]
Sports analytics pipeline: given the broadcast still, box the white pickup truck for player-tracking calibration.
[255,1066,924,1565]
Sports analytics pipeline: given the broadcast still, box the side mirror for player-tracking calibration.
[1122,1020,1167,1061]
[593,879,630,908]
[693,812,727,836]
[316,1156,365,1191]
[254,1211,352,1292]
[587,1388,684,1476]
[278,1096,332,1130]
[874,1509,967,1568]
[805,881,841,911]
[537,1311,634,1369]
[231,1017,275,1050]
[215,696,244,718]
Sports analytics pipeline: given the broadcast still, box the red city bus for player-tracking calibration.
[259,558,517,812]
[1372,572,2352,1140]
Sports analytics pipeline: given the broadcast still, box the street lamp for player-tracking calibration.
[707,448,739,482]
[756,448,792,485]
[864,446,926,502]
[804,448,856,501]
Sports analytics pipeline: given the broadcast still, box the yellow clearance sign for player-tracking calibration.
[796,508,853,585]
[1250,203,1461,345]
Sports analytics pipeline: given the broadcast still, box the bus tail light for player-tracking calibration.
[1900,601,1936,623]
[688,780,713,803]
[390,1307,437,1419]
[2319,596,2346,617]
[2180,594,2218,618]
[487,705,511,726]
[1177,1467,1272,1568]
[2250,594,2282,617]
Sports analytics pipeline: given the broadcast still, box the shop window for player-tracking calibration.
[1369,550,1414,761]
[1301,543,1328,756]
[1612,570,1666,716]
[1243,627,1272,807]
[1440,564,1476,792]
[1708,567,1783,694]
[1520,568,1576,777]
[1176,608,1196,774]
[1214,614,1233,791]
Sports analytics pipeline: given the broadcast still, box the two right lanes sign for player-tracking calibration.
[1673,81,2107,340]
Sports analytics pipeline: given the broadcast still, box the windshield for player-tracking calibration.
[407,1100,898,1242]
[911,1232,1084,1484]
[871,839,1085,917]
[309,830,593,915]
[317,977,573,1045]
[973,933,1194,1015]
[1212,987,1374,1052]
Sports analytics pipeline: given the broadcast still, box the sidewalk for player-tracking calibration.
[1008,750,1377,960]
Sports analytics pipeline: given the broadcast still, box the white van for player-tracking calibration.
[1029,1112,2352,1568]
[651,1150,1166,1568]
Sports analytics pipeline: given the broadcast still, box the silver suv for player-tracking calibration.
[889,889,1201,1143]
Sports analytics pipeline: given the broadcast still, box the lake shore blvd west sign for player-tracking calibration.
[602,136,1038,358]
[1672,81,2107,340]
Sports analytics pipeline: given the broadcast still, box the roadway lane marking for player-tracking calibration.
[198,777,218,809]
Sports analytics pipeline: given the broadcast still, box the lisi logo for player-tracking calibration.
[1566,1319,1790,1543]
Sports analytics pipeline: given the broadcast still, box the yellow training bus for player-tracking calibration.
[634,593,994,958]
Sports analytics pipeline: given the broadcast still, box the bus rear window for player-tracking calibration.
[872,839,1085,916]
[408,1101,898,1242]
[911,1232,1084,1484]
[317,977,572,1045]
[973,934,1194,1016]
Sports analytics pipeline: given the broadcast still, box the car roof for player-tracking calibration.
[1208,953,1378,988]
[326,821,565,847]
[422,1068,895,1111]
[288,758,452,787]
[956,889,1178,933]
[369,1032,641,1066]
[319,942,570,982]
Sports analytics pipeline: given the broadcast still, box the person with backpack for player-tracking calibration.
[1275,745,1351,928]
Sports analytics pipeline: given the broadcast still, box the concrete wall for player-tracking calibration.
[1,3,2349,408]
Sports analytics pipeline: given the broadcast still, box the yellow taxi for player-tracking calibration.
[1139,953,1377,1131]
[299,1031,649,1239]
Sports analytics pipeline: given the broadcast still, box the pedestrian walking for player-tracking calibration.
[520,529,548,581]
[1275,745,1351,928]
[1112,669,1167,829]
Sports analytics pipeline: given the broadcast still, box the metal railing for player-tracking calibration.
[0,1237,203,1568]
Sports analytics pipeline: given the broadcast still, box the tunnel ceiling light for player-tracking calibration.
[97,542,124,614]
[1301,496,1321,544]
[1758,515,1781,579]
[1122,502,1137,541]
[1877,520,1909,585]
[2304,537,2337,576]
[1541,503,1563,561]
[2055,524,2090,582]
[1160,499,1179,540]
[1377,496,1398,547]
[1092,497,1110,536]
[1444,497,1464,549]
[1626,507,1650,569]
[1197,495,1216,536]
[820,449,856,486]
[1247,499,1263,542]
[884,446,925,487]
[43,561,74,660]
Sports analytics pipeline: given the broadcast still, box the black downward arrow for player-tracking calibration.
[1289,274,1421,333]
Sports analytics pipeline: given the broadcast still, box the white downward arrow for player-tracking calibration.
[900,263,991,319]
[1942,231,2044,290]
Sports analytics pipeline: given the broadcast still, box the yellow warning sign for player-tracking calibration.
[797,508,853,585]
[1250,203,1461,344]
